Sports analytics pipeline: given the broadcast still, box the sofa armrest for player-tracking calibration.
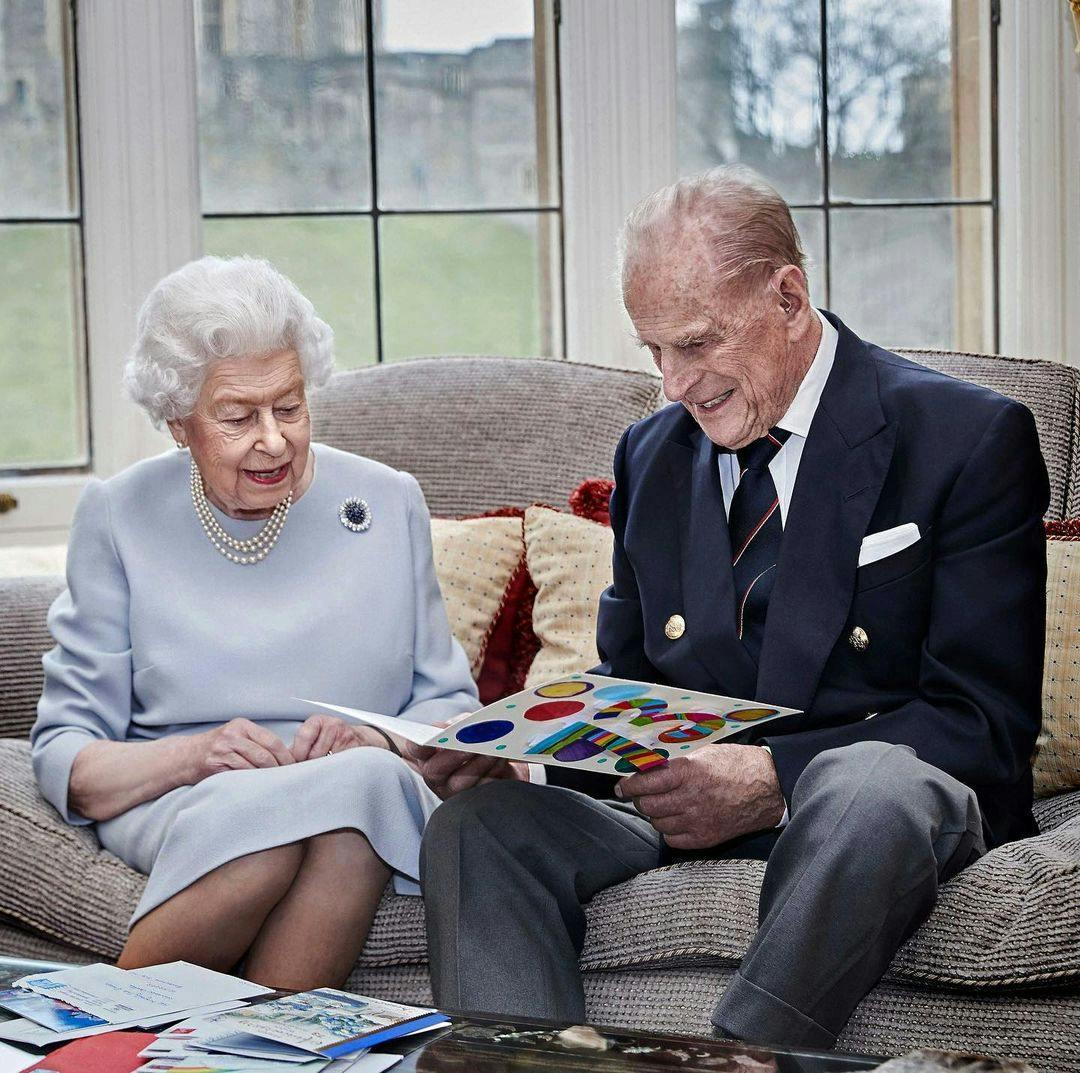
[0,576,65,740]
[1033,787,1080,831]
[889,805,1080,988]
[0,738,144,959]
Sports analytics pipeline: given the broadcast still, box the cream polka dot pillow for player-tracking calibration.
[1035,536,1080,796]
[522,506,613,688]
[430,516,525,676]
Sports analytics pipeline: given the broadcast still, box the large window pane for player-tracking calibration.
[0,224,86,468]
[827,0,991,201]
[379,213,560,360]
[204,216,378,369]
[195,0,371,213]
[830,206,993,350]
[0,0,78,218]
[375,1,557,210]
[677,0,822,203]
[791,208,826,307]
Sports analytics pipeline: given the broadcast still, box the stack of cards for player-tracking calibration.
[0,966,446,1073]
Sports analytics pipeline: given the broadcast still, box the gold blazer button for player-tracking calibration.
[849,626,869,651]
[665,614,686,640]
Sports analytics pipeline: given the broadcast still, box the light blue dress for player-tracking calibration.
[30,443,478,924]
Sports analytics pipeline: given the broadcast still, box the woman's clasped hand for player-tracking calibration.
[188,715,386,778]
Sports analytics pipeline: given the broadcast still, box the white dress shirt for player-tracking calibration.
[716,309,838,827]
[717,309,838,522]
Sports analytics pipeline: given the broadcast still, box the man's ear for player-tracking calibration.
[773,265,814,336]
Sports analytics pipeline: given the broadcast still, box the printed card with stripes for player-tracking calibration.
[303,675,800,776]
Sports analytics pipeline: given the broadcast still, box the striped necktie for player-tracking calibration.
[729,427,791,663]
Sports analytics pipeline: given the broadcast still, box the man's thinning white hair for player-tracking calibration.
[618,164,808,296]
[124,255,334,427]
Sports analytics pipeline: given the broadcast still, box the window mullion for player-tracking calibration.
[78,0,200,478]
[559,0,677,368]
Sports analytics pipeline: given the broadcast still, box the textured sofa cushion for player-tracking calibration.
[430,515,524,676]
[523,506,613,687]
[1036,534,1080,795]
[310,357,663,519]
[0,576,64,740]
[0,739,143,958]
[900,349,1079,522]
[349,789,1080,988]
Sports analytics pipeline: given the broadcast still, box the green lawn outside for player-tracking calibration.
[0,224,86,468]
[2,213,551,469]
[204,212,547,365]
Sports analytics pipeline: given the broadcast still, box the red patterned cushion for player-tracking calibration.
[472,484,615,701]
[569,478,615,526]
[470,507,542,704]
[1045,519,1080,540]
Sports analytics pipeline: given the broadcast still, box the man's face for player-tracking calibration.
[625,252,806,450]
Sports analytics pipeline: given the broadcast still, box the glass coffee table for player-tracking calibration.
[386,1011,884,1073]
[0,956,1016,1073]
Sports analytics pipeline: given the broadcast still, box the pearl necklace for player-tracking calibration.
[190,461,292,565]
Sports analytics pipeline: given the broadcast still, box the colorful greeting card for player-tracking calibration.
[303,674,800,776]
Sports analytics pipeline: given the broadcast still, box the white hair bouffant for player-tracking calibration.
[124,256,334,427]
[618,164,808,295]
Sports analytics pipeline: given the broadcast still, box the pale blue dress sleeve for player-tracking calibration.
[398,471,479,724]
[31,480,133,825]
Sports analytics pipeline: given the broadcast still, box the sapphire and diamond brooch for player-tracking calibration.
[339,497,372,532]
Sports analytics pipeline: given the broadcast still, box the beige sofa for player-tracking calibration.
[1,354,1078,1071]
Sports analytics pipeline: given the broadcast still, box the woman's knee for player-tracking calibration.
[303,828,383,867]
[234,841,307,888]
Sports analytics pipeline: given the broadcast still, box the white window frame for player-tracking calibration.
[997,0,1080,365]
[559,0,677,371]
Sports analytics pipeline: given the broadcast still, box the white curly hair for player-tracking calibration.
[123,255,335,427]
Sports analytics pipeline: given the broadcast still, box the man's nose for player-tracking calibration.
[659,352,696,403]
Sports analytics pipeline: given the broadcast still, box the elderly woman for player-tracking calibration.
[30,255,483,989]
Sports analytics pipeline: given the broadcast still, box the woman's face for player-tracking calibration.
[169,349,313,519]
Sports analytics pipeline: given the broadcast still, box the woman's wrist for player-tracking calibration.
[176,731,208,785]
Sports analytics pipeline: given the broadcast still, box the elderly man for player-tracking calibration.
[413,166,1047,1048]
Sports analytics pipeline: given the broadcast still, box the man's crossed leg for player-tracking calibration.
[420,740,985,1049]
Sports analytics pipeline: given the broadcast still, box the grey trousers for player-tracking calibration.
[420,740,986,1050]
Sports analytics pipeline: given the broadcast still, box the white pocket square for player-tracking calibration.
[858,523,921,567]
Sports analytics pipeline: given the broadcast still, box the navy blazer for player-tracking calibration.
[555,313,1048,849]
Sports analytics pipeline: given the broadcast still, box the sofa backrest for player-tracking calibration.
[312,350,1080,522]
[0,576,64,740]
[899,349,1080,521]
[310,356,663,517]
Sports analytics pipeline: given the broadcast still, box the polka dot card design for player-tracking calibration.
[300,675,800,777]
